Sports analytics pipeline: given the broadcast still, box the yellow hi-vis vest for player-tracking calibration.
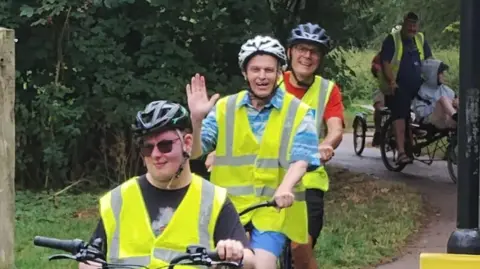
[210,90,310,244]
[378,31,425,93]
[99,173,227,268]
[278,73,335,192]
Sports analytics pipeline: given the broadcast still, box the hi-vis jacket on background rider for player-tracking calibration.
[377,28,426,93]
[99,174,227,268]
[278,71,337,192]
[203,88,321,244]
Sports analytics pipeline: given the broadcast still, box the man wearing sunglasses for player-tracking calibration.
[187,35,320,269]
[79,101,255,269]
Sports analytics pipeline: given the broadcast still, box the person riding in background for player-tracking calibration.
[278,23,345,269]
[371,25,402,146]
[186,35,321,269]
[412,59,458,129]
[379,12,433,164]
[80,101,254,269]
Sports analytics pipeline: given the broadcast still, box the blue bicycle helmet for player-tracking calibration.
[287,23,332,54]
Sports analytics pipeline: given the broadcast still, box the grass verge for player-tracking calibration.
[15,168,424,269]
[316,166,424,269]
[15,191,100,268]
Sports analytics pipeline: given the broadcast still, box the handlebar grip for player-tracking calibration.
[207,251,221,261]
[33,236,85,254]
[267,200,277,207]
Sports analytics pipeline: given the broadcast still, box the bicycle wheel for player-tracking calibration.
[380,117,407,172]
[353,115,367,156]
[447,135,458,184]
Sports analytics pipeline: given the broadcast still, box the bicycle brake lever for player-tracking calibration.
[48,253,76,261]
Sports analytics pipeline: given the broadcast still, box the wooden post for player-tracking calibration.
[0,27,16,269]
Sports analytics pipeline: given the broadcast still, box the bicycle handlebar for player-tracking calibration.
[34,201,278,268]
[34,236,85,254]
[33,236,240,268]
[238,200,277,216]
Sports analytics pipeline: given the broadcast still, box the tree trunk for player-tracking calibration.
[0,27,15,269]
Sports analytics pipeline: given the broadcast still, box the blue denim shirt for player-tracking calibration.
[200,89,321,171]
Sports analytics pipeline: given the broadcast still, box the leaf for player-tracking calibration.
[443,21,460,34]
[93,0,104,6]
[19,5,34,18]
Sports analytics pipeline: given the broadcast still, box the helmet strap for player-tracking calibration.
[166,129,190,189]
[291,69,314,88]
[287,54,315,89]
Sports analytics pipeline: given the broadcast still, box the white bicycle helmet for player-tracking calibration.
[238,35,287,71]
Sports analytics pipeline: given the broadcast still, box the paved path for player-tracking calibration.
[331,134,457,269]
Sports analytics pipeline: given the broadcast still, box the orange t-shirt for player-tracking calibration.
[282,72,345,126]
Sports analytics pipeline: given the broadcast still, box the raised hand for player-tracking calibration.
[186,73,220,121]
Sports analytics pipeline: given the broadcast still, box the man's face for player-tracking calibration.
[243,54,281,98]
[140,130,192,181]
[403,20,419,38]
[289,43,322,78]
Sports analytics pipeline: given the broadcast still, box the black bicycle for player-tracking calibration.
[379,109,458,183]
[237,200,294,269]
[33,236,240,268]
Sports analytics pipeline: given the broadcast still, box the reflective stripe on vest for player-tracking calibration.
[105,177,216,267]
[313,78,333,137]
[298,76,334,191]
[214,93,305,201]
[211,91,309,243]
[277,74,333,137]
[278,74,335,191]
[391,31,425,76]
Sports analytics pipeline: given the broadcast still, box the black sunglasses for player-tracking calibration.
[140,138,180,157]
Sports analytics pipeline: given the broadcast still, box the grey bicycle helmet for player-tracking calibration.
[288,23,332,53]
[132,100,191,137]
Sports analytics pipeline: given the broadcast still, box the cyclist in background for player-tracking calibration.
[371,24,402,146]
[80,101,254,269]
[379,12,433,164]
[278,23,345,269]
[187,35,321,269]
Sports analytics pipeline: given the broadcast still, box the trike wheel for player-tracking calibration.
[447,135,458,184]
[353,115,367,156]
[380,117,407,172]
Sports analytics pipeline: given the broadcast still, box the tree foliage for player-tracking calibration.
[1,0,459,189]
